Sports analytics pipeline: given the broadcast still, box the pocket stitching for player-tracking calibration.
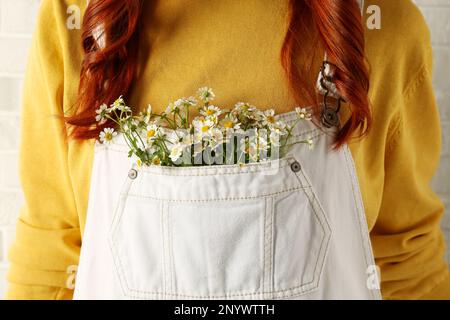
[109,156,332,299]
[269,189,328,298]
[137,158,294,176]
[109,194,137,298]
[108,169,142,298]
[122,186,309,203]
[278,164,332,298]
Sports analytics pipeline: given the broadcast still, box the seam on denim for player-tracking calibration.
[163,203,168,296]
[289,132,326,146]
[262,198,266,297]
[269,197,274,298]
[262,197,274,299]
[122,186,308,202]
[294,167,332,294]
[109,200,133,297]
[168,204,175,294]
[108,168,138,298]
[343,146,382,300]
[343,147,369,286]
[136,158,294,175]
[164,201,173,296]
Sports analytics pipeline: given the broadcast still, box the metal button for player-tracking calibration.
[321,107,340,128]
[290,161,301,173]
[128,169,138,180]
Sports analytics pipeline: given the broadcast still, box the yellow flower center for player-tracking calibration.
[147,129,156,138]
[266,116,275,123]
[201,125,210,133]
[152,157,161,165]
[223,120,233,129]
[206,109,215,116]
[105,133,113,141]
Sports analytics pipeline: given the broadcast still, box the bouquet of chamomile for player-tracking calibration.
[95,87,313,167]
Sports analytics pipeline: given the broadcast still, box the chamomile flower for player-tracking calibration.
[169,143,184,162]
[146,124,160,139]
[220,115,241,133]
[151,155,161,166]
[269,121,289,135]
[99,128,117,145]
[220,117,241,131]
[258,135,269,152]
[200,105,222,117]
[234,102,256,113]
[186,96,198,106]
[139,104,153,123]
[165,102,178,114]
[295,107,312,121]
[167,130,182,144]
[95,103,109,123]
[181,133,194,146]
[207,115,220,127]
[209,128,225,148]
[110,96,131,113]
[120,105,132,113]
[193,117,215,137]
[262,109,277,127]
[197,87,215,103]
[110,96,124,109]
[168,129,191,146]
[173,99,185,109]
[175,96,198,109]
[269,130,281,147]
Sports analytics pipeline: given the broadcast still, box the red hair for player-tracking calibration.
[66,0,372,148]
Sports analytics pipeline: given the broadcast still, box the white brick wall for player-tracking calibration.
[0,0,38,299]
[416,0,450,254]
[0,0,449,299]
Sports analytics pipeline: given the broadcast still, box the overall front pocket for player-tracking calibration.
[108,156,331,299]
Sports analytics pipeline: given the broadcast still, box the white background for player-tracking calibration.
[0,0,449,298]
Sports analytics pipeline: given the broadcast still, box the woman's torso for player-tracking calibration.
[63,0,432,299]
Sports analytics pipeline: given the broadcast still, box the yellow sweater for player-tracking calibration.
[6,0,450,299]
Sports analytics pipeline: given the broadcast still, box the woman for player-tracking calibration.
[6,0,450,299]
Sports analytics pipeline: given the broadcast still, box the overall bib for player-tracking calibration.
[74,0,380,300]
[73,110,381,300]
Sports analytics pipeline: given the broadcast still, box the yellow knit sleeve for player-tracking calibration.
[371,44,450,299]
[5,0,80,300]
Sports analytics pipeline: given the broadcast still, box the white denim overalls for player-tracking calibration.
[74,0,381,300]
